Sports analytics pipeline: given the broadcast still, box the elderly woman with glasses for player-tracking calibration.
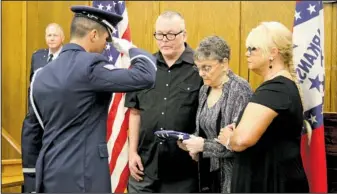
[178,35,253,193]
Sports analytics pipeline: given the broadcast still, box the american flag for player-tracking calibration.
[92,0,131,192]
[293,1,327,192]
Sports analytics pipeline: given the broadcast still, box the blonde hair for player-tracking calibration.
[246,22,312,143]
[246,22,303,102]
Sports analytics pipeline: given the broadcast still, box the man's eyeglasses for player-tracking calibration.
[247,46,257,55]
[153,30,184,41]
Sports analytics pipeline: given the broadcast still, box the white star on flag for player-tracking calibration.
[97,3,104,10]
[294,11,301,21]
[309,114,317,124]
[112,28,117,34]
[307,4,316,15]
[118,1,124,5]
[113,1,116,6]
[177,134,184,140]
[106,4,112,11]
[108,55,113,61]
[106,44,111,50]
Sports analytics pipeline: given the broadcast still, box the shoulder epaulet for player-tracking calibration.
[33,48,48,54]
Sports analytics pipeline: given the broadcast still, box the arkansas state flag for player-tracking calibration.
[293,1,327,192]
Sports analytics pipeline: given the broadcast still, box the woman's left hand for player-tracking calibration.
[216,127,234,146]
[182,135,204,154]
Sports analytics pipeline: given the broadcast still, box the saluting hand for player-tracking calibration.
[111,37,136,56]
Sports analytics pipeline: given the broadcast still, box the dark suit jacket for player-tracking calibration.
[29,49,49,81]
[21,48,49,193]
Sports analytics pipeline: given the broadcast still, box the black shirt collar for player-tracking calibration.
[155,43,194,66]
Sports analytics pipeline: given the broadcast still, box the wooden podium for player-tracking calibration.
[324,113,337,193]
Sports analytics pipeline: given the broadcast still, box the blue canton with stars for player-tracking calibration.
[294,1,323,27]
[304,104,324,130]
[92,1,126,64]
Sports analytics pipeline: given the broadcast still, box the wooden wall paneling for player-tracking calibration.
[331,3,337,112]
[324,4,333,112]
[26,1,39,97]
[31,1,90,48]
[158,2,242,76]
[240,1,296,90]
[1,1,27,159]
[126,1,160,53]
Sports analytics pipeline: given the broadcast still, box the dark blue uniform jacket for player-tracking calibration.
[26,43,156,192]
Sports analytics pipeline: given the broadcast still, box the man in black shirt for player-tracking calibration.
[125,11,203,192]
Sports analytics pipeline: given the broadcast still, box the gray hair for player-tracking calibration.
[159,10,184,20]
[156,10,186,30]
[45,23,65,38]
[194,35,231,62]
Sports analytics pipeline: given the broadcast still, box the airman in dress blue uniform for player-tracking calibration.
[21,48,49,193]
[22,23,64,193]
[26,5,156,192]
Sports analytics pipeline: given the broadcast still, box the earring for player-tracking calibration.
[269,57,273,69]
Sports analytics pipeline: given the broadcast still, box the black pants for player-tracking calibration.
[128,173,198,193]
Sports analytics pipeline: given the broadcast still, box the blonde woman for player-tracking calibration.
[217,22,309,192]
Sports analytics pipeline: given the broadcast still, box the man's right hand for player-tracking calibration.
[128,151,144,181]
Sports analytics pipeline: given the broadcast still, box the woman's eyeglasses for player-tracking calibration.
[247,47,257,55]
[193,65,213,73]
[193,61,222,73]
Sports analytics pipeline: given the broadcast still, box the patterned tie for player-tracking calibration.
[47,54,54,63]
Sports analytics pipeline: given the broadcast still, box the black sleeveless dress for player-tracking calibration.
[231,76,309,193]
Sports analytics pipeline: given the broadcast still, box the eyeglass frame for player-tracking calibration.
[153,30,184,41]
[247,46,257,56]
[193,61,223,74]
